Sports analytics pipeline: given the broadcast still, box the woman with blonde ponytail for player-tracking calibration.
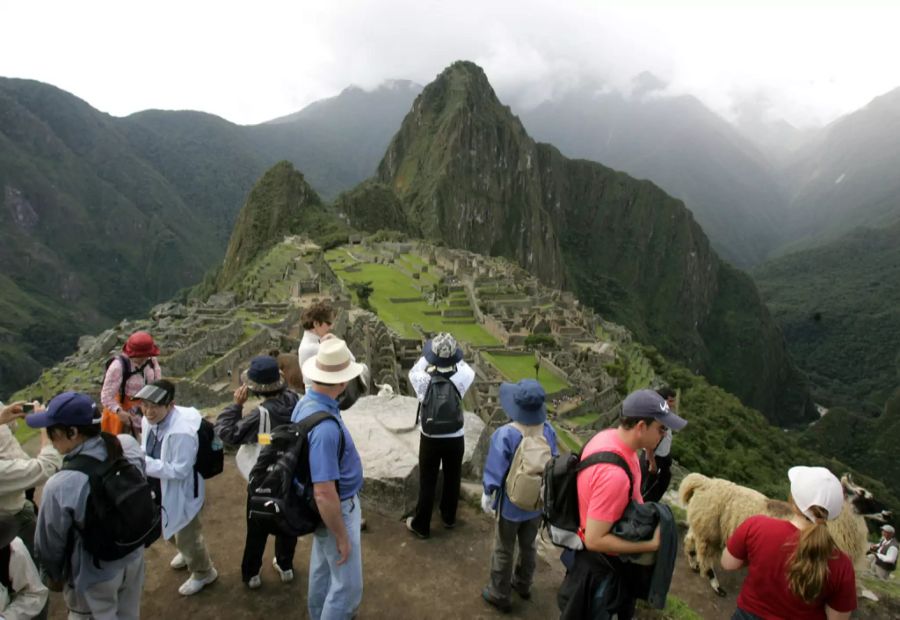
[720,466,857,619]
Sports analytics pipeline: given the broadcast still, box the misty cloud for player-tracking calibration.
[1,1,899,128]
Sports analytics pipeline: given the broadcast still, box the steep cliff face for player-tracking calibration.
[217,161,347,288]
[376,62,564,285]
[373,61,814,425]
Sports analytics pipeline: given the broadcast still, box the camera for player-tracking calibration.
[22,403,34,413]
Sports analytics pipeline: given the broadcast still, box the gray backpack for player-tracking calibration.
[504,422,551,511]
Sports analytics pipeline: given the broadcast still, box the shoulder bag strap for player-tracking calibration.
[257,405,271,435]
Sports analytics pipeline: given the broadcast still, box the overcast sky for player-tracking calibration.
[3,1,898,129]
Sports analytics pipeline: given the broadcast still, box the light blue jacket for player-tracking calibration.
[483,422,559,521]
[141,406,205,539]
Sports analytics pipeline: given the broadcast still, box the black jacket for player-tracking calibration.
[214,389,300,446]
[558,502,678,619]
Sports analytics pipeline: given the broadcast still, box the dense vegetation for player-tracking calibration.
[754,222,900,412]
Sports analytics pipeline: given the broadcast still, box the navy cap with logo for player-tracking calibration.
[25,391,102,428]
[622,389,687,431]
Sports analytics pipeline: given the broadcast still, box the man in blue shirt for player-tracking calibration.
[481,379,559,612]
[292,338,365,620]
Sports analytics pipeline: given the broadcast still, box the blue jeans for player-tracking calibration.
[308,495,363,620]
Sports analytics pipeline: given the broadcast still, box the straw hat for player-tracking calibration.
[301,338,364,385]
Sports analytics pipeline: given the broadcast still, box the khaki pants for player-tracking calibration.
[868,554,892,580]
[64,553,144,620]
[174,512,214,579]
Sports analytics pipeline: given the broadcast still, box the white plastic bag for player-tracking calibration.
[236,405,271,481]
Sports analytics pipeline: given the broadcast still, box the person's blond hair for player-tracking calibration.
[787,501,836,603]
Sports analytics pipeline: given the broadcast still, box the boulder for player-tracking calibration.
[342,394,488,517]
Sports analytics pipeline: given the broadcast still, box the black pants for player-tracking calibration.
[411,434,465,536]
[241,497,298,582]
[640,454,673,503]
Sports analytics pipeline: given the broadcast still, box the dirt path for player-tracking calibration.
[46,454,562,619]
[34,446,897,619]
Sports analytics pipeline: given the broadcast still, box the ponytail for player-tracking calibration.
[787,504,835,603]
[100,432,124,461]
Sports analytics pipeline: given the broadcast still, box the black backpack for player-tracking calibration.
[542,450,633,550]
[416,374,463,435]
[192,418,224,497]
[247,412,344,537]
[104,355,151,404]
[64,454,161,565]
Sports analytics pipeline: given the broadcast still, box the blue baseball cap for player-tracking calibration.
[622,389,687,431]
[26,391,101,428]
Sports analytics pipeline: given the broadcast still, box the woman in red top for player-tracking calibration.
[721,466,857,620]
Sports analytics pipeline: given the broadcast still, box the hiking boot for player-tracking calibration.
[441,519,456,529]
[178,568,218,596]
[482,588,512,613]
[247,574,261,589]
[169,552,187,570]
[405,517,428,539]
[272,558,294,583]
[512,583,531,600]
[360,517,368,531]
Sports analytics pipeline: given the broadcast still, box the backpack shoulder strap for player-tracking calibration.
[301,411,346,463]
[576,451,634,500]
[117,355,133,403]
[257,405,271,435]
[509,421,543,438]
[63,454,111,477]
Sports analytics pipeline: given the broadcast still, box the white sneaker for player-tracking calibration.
[178,568,218,596]
[272,557,294,583]
[170,553,187,570]
[247,574,262,589]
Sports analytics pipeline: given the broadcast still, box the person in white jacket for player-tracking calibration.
[135,380,217,596]
[406,333,475,538]
[1,515,48,620]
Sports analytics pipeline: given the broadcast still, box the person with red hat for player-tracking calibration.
[100,331,162,437]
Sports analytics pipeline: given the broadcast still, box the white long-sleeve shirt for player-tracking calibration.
[408,357,475,438]
[0,537,48,620]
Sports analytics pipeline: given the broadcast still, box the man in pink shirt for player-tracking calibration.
[561,389,687,619]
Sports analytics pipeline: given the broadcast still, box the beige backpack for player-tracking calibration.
[504,422,552,511]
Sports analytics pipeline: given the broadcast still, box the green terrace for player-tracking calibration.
[481,351,569,394]
[325,249,499,345]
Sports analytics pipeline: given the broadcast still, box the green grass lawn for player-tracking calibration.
[325,251,498,345]
[551,422,583,453]
[567,412,601,427]
[482,352,569,393]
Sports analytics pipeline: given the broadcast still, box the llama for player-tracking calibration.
[679,472,890,596]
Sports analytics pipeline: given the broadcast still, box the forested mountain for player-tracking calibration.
[0,78,419,395]
[343,61,815,425]
[754,221,900,413]
[519,77,787,267]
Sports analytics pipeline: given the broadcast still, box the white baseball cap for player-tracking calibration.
[788,466,844,522]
